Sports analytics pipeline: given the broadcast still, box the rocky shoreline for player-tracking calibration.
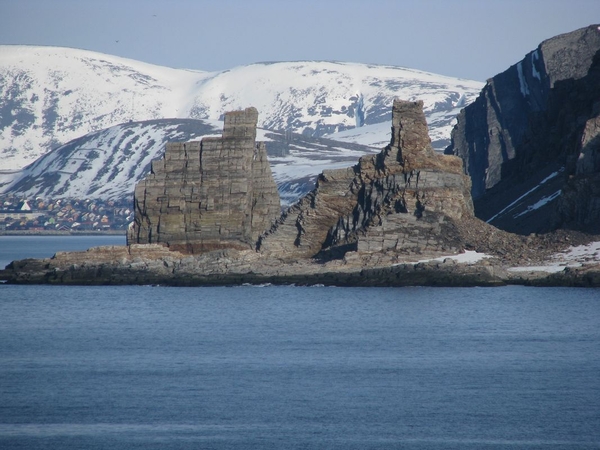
[0,252,507,288]
[2,228,599,288]
[1,256,599,288]
[3,101,599,289]
[4,204,599,288]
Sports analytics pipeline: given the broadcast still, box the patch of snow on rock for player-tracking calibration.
[487,169,562,223]
[399,250,492,266]
[552,241,600,265]
[513,190,561,218]
[424,250,491,264]
[517,61,530,97]
[508,241,600,273]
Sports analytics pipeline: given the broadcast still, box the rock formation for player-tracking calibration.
[258,99,473,260]
[129,107,281,253]
[3,100,599,288]
[445,24,600,234]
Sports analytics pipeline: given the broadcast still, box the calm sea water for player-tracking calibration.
[0,237,600,449]
[0,235,126,270]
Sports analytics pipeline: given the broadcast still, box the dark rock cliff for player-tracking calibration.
[445,25,600,234]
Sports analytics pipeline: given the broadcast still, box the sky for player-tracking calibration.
[0,0,599,81]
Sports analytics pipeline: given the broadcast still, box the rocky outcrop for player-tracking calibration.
[4,101,599,288]
[0,244,508,287]
[259,99,473,260]
[125,100,472,262]
[3,231,600,287]
[445,25,600,234]
[129,107,281,253]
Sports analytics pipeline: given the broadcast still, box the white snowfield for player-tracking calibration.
[0,45,484,171]
[325,121,392,148]
[0,118,380,204]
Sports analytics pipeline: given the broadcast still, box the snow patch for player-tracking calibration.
[487,169,562,223]
[416,250,492,265]
[391,250,491,267]
[531,50,542,81]
[513,190,561,218]
[509,241,600,273]
[517,61,530,97]
[324,121,390,148]
[507,265,566,274]
[552,241,600,264]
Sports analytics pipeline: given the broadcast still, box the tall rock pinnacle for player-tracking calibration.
[259,99,474,260]
[129,107,281,253]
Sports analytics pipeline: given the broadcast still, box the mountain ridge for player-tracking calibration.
[0,45,483,170]
[0,117,382,205]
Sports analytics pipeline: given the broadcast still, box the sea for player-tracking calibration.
[1,236,599,449]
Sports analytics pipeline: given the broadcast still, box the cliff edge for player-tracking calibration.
[445,25,600,235]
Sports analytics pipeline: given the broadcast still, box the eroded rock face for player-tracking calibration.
[445,25,600,234]
[258,99,473,260]
[129,107,281,253]
[4,101,600,288]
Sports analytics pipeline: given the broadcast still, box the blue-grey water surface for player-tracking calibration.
[0,237,599,449]
[0,235,125,270]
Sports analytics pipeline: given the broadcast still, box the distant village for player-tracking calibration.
[0,195,132,234]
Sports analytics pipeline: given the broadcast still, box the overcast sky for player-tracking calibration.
[1,0,598,81]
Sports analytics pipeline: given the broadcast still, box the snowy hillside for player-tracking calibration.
[0,119,380,205]
[0,45,484,170]
[0,119,220,199]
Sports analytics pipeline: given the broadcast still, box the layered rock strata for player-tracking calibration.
[129,107,281,253]
[4,100,600,287]
[0,245,507,287]
[259,99,473,260]
[445,25,600,234]
[3,235,600,287]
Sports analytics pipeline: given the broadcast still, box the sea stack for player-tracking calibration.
[258,99,474,260]
[129,107,281,253]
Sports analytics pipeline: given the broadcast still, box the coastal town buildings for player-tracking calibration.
[0,195,131,233]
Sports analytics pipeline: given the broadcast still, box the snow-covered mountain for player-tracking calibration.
[0,45,483,171]
[0,118,380,205]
